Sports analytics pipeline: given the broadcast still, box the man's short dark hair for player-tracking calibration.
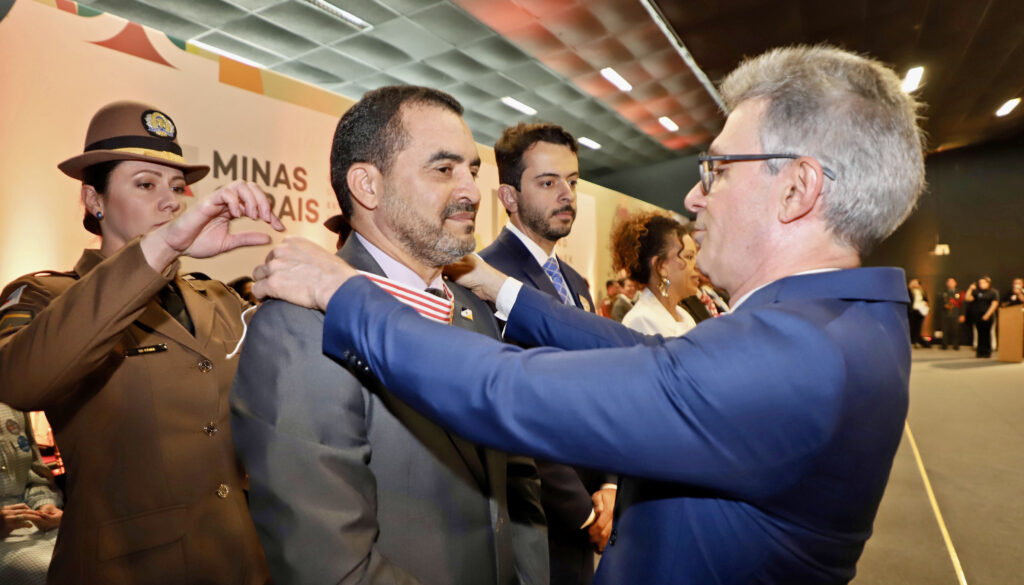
[330,85,463,218]
[494,122,577,191]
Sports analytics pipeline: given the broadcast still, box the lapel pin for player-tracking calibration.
[460,307,474,321]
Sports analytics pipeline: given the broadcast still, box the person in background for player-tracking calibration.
[598,280,621,319]
[0,101,280,584]
[609,278,636,323]
[0,402,62,585]
[936,277,964,350]
[907,277,930,348]
[323,213,353,250]
[1001,277,1023,306]
[610,212,699,336]
[480,121,612,584]
[966,276,1000,358]
[681,267,728,323]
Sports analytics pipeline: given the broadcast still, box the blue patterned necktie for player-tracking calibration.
[542,257,574,306]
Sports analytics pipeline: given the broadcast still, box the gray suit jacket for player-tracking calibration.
[230,236,546,585]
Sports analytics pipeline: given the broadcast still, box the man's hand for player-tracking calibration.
[443,253,508,303]
[252,236,357,311]
[588,487,617,553]
[141,180,285,271]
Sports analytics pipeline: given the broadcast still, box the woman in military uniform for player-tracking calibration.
[0,101,282,584]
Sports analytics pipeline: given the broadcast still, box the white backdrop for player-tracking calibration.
[0,0,661,301]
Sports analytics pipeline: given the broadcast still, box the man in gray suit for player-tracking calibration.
[230,85,547,585]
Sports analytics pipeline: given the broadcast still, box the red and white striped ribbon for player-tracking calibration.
[360,271,453,324]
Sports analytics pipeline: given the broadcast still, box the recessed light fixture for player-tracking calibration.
[301,0,372,31]
[189,39,265,69]
[578,137,602,150]
[599,67,632,92]
[901,66,924,93]
[501,97,537,116]
[996,97,1020,117]
[658,116,679,132]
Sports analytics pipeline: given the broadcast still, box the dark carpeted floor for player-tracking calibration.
[852,348,1024,585]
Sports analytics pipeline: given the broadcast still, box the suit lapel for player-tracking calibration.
[498,229,562,300]
[343,236,490,489]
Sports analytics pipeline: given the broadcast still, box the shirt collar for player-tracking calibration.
[355,232,445,291]
[506,222,556,268]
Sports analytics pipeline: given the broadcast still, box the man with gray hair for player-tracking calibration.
[252,45,926,584]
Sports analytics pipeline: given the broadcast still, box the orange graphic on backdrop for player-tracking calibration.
[92,22,173,68]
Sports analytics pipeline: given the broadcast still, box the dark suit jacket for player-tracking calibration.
[480,227,604,585]
[318,267,912,584]
[230,236,546,585]
[680,295,714,323]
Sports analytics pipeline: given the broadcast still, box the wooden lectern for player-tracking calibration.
[997,307,1024,363]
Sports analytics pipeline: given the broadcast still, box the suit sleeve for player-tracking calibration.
[322,278,847,498]
[0,240,172,411]
[229,300,423,585]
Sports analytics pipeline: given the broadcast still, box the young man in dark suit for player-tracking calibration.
[478,123,615,585]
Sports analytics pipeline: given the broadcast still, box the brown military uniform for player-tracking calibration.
[0,239,268,584]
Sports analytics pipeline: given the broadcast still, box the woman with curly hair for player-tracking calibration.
[610,211,701,336]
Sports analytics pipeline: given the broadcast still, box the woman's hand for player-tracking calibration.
[1,503,41,537]
[141,181,285,271]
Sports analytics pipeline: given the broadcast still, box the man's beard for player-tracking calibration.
[382,192,477,268]
[519,197,575,241]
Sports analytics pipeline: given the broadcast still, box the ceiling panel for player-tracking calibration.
[73,0,1023,187]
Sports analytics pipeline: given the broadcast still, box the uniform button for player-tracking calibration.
[198,359,214,373]
[203,422,219,436]
[609,528,617,546]
[216,483,230,498]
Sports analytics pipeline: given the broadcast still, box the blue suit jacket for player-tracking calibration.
[480,227,603,585]
[321,267,912,584]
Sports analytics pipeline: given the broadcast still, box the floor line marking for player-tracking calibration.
[904,421,968,585]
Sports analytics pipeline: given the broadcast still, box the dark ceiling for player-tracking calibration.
[657,0,1024,153]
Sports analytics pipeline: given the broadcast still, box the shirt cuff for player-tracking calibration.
[580,509,596,529]
[495,277,523,321]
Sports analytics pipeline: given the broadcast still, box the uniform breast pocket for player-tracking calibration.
[96,505,187,584]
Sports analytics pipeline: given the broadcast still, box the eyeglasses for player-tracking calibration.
[697,152,837,194]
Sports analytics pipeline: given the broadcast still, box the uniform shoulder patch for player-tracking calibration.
[0,310,33,333]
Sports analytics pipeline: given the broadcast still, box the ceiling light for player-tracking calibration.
[901,66,924,93]
[300,0,372,31]
[658,116,679,132]
[996,97,1020,117]
[599,67,632,92]
[578,137,602,150]
[189,39,264,69]
[500,97,537,116]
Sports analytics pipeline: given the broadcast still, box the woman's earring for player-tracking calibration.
[96,211,103,220]
[659,276,670,297]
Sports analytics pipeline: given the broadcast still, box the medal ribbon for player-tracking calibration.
[361,272,453,324]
